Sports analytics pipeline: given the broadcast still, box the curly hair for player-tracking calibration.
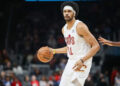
[61,1,79,17]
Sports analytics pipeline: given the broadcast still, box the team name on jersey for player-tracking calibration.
[65,34,75,45]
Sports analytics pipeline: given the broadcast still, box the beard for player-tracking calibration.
[64,15,74,22]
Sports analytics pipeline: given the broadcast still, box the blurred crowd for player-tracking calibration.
[0,48,67,86]
[0,0,120,86]
[1,56,120,86]
[0,69,62,86]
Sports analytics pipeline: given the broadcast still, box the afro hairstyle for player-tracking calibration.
[61,1,79,17]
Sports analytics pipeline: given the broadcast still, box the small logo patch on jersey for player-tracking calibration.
[72,29,74,33]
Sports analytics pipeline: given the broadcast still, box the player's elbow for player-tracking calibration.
[92,43,100,52]
[95,43,100,52]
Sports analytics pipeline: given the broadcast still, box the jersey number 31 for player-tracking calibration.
[67,46,73,55]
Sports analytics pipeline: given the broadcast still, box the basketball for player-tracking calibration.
[37,46,54,63]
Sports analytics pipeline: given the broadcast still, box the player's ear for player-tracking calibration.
[74,13,76,17]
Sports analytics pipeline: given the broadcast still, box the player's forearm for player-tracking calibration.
[82,44,100,62]
[110,41,120,47]
[51,46,67,54]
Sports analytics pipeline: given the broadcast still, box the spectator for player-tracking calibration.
[9,73,15,81]
[111,67,118,85]
[12,63,23,75]
[31,75,39,86]
[48,76,54,86]
[53,72,60,82]
[114,72,120,86]
[32,68,41,80]
[59,58,67,70]
[31,54,40,64]
[2,49,10,63]
[85,74,94,86]
[52,77,58,86]
[0,71,6,83]
[4,76,11,86]
[11,77,22,86]
[39,75,48,86]
[22,75,31,86]
[26,54,34,65]
[4,61,12,71]
[97,73,107,86]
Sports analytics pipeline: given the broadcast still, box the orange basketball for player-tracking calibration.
[37,46,54,63]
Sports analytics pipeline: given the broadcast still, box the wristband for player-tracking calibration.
[53,49,56,54]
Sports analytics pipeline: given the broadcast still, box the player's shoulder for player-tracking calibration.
[77,21,88,29]
[61,24,66,35]
[76,21,89,31]
[76,20,90,35]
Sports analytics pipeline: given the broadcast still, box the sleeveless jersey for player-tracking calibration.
[63,20,92,63]
[60,20,93,84]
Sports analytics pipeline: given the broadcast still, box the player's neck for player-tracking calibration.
[66,18,76,30]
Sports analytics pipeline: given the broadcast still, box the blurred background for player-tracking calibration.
[0,0,120,86]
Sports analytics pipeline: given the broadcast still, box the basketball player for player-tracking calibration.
[98,37,120,47]
[50,2,100,86]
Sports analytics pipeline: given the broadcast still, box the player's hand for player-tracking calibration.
[72,59,87,72]
[98,37,113,46]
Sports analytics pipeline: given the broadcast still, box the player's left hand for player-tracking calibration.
[72,59,87,72]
